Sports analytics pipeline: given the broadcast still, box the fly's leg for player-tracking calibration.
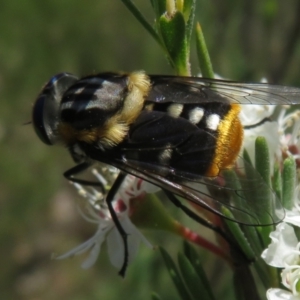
[105,172,129,277]
[164,190,233,245]
[65,164,129,275]
[64,162,105,193]
[164,190,251,264]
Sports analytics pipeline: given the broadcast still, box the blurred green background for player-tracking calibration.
[1,0,300,299]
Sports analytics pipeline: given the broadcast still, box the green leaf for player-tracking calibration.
[255,137,271,187]
[282,156,296,210]
[183,0,195,17]
[241,225,264,256]
[255,137,274,245]
[159,247,193,300]
[159,11,189,74]
[243,150,264,217]
[151,292,162,300]
[253,258,275,289]
[221,169,263,255]
[184,0,196,43]
[243,149,253,167]
[151,0,167,16]
[272,162,282,201]
[121,0,163,47]
[233,264,261,300]
[178,253,213,300]
[196,22,214,78]
[221,207,256,261]
[222,169,244,208]
[183,242,216,300]
[131,194,179,233]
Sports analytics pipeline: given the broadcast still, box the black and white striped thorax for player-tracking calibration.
[60,73,129,130]
[33,71,151,149]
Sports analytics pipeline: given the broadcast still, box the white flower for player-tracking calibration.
[265,238,300,298]
[277,109,300,155]
[282,264,300,296]
[260,102,300,299]
[267,288,300,300]
[56,171,155,271]
[284,185,300,227]
[261,223,299,268]
[277,108,300,225]
[240,104,279,168]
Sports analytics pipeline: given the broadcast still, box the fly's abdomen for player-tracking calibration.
[206,103,243,177]
[142,101,243,177]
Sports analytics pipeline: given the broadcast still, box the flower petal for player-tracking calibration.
[285,210,300,227]
[141,181,161,194]
[107,226,126,269]
[267,288,300,300]
[262,223,298,267]
[106,216,153,269]
[81,240,102,269]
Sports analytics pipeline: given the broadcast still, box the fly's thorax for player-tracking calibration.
[58,71,151,148]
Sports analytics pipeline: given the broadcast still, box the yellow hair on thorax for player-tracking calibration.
[58,71,151,149]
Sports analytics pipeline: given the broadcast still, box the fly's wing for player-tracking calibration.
[148,75,300,105]
[90,111,284,226]
[114,160,284,226]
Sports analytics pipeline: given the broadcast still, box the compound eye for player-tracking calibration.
[32,73,78,145]
[32,93,52,144]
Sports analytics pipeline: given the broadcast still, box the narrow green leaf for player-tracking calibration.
[159,247,193,300]
[178,253,213,300]
[131,194,180,233]
[254,137,273,245]
[222,207,256,260]
[242,144,274,249]
[151,292,163,300]
[233,264,261,300]
[242,150,264,216]
[221,169,263,254]
[242,225,264,256]
[183,242,216,300]
[195,22,214,78]
[252,258,275,289]
[222,169,244,207]
[159,11,186,58]
[243,149,253,167]
[151,0,167,16]
[183,0,194,17]
[159,11,189,75]
[184,0,196,43]
[282,156,296,210]
[255,137,271,187]
[233,272,245,300]
[121,0,163,47]
[272,162,282,201]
